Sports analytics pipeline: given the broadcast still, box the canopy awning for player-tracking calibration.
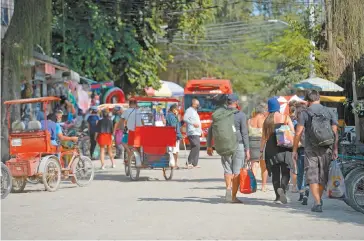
[294,77,344,92]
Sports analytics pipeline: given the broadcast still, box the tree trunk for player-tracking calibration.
[1,49,21,161]
[351,62,361,143]
[325,0,333,51]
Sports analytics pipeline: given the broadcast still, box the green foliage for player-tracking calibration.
[52,0,213,93]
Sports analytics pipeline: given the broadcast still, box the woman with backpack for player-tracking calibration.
[260,97,295,204]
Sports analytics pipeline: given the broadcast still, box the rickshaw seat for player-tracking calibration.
[28,120,42,130]
[12,121,25,131]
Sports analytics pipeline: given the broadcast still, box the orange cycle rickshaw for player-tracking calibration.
[4,97,95,193]
[124,97,178,181]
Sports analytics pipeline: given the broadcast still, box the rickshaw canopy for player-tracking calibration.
[4,96,61,105]
[129,96,179,103]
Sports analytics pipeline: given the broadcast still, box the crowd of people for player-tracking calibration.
[206,90,338,213]
[21,90,338,213]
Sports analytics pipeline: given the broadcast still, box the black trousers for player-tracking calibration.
[271,163,290,199]
[89,132,97,157]
[188,135,200,166]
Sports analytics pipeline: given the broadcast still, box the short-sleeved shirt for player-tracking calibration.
[87,115,100,133]
[297,103,338,151]
[122,108,142,131]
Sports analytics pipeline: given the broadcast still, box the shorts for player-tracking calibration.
[305,148,332,186]
[168,140,180,154]
[122,133,128,144]
[221,144,245,175]
[97,133,112,146]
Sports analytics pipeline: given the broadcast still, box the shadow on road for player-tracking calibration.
[138,196,223,204]
[242,196,364,226]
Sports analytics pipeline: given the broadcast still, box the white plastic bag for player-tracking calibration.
[327,160,346,199]
[169,152,175,167]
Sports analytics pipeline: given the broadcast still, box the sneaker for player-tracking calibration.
[298,193,304,202]
[225,189,232,202]
[277,188,287,204]
[101,165,106,170]
[302,196,308,205]
[311,204,323,212]
[112,164,116,168]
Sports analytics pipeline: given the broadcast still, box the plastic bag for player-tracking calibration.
[239,164,257,194]
[327,160,346,199]
[92,144,100,160]
[168,152,176,167]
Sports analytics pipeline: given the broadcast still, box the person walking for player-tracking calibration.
[87,106,100,159]
[260,97,295,204]
[95,110,115,169]
[183,98,202,168]
[293,90,338,212]
[291,102,310,205]
[166,104,183,168]
[288,101,298,193]
[121,99,143,157]
[207,94,250,203]
[248,103,268,192]
[113,106,124,159]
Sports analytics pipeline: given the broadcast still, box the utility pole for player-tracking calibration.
[309,0,316,78]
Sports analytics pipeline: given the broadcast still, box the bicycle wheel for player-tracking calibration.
[42,157,61,192]
[128,151,140,181]
[346,169,364,214]
[73,156,94,187]
[163,167,174,180]
[1,163,12,199]
[124,151,130,176]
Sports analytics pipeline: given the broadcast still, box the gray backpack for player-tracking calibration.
[211,107,238,156]
[307,107,335,147]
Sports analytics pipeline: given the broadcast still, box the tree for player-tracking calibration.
[1,0,52,159]
[331,0,364,141]
[52,0,213,93]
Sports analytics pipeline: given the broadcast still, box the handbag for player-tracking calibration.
[239,163,257,194]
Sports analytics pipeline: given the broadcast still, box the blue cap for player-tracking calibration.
[268,97,280,113]
[227,94,239,102]
[90,106,98,111]
[114,106,122,111]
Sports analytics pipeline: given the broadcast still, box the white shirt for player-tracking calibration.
[122,108,142,131]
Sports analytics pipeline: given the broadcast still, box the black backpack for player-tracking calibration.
[307,107,335,147]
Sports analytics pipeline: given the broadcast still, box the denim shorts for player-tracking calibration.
[221,144,245,175]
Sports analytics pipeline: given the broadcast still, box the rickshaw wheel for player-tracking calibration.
[42,158,61,192]
[11,177,26,193]
[73,156,95,187]
[162,167,174,181]
[344,167,364,206]
[1,163,12,199]
[128,152,140,181]
[124,152,130,176]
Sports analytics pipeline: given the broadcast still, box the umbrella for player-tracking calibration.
[145,80,184,97]
[294,77,344,92]
[277,95,305,115]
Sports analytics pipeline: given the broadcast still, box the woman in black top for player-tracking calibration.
[260,97,295,204]
[95,110,114,170]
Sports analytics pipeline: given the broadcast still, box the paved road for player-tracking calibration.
[2,151,364,240]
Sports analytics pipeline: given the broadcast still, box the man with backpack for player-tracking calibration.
[292,90,338,212]
[207,94,250,203]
